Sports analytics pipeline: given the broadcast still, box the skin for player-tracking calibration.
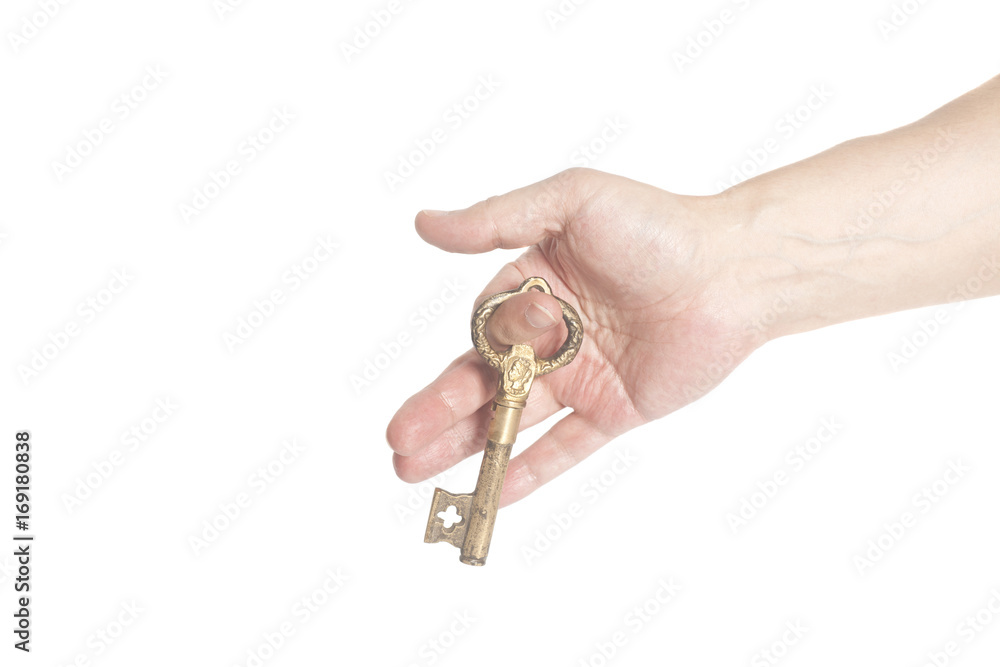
[386,74,1000,507]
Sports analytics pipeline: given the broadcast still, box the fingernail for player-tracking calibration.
[525,302,557,329]
[421,209,450,217]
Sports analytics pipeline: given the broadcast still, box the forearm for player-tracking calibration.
[724,74,1000,340]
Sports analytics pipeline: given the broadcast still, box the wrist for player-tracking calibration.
[709,142,977,345]
[705,175,860,345]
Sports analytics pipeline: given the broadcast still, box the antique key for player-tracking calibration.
[424,277,584,565]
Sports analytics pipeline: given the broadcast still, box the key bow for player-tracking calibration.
[471,276,584,380]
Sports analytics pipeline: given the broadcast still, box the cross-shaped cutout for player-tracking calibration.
[437,505,462,529]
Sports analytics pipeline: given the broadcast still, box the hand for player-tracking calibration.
[386,168,765,505]
[387,76,1000,506]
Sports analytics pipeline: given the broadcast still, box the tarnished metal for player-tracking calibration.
[424,276,584,566]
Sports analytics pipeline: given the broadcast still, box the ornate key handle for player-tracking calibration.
[471,276,584,403]
[425,277,584,566]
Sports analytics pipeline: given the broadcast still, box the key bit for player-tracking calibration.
[424,276,584,566]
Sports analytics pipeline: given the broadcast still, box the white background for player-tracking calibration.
[2,0,1000,665]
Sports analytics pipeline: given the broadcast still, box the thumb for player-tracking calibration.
[414,168,598,254]
[485,291,565,352]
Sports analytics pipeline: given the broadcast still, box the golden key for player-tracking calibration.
[424,277,584,565]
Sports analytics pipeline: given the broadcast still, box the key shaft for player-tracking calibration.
[458,346,533,565]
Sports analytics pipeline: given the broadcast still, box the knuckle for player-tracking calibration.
[432,387,457,421]
[547,168,601,223]
[561,166,591,180]
[558,166,599,189]
[488,317,518,345]
[471,194,506,249]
